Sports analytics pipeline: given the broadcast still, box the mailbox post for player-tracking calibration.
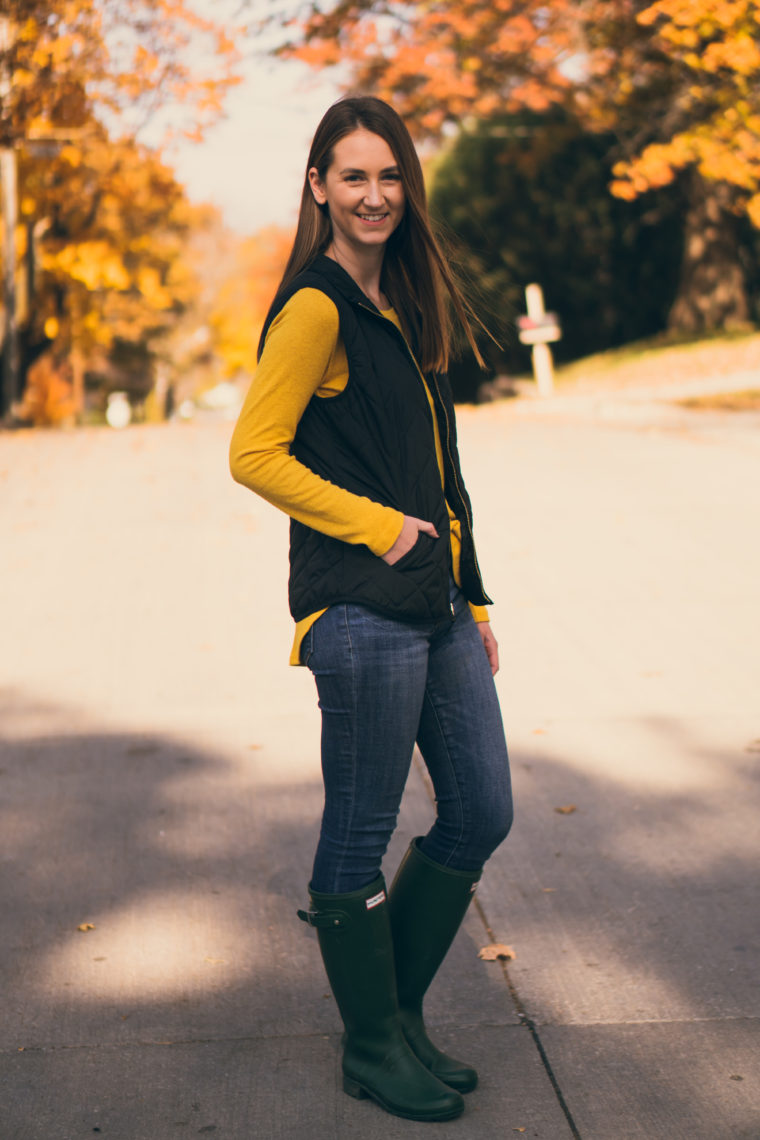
[517,283,561,397]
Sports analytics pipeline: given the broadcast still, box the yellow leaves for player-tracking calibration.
[11,68,37,90]
[52,242,131,292]
[478,943,516,961]
[613,105,760,210]
[554,804,578,815]
[18,17,42,44]
[77,923,96,933]
[7,0,240,150]
[134,45,162,77]
[210,225,295,379]
[703,33,760,75]
[137,266,173,310]
[59,144,83,168]
[284,0,575,133]
[639,0,760,79]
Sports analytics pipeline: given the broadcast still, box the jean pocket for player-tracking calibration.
[299,624,315,667]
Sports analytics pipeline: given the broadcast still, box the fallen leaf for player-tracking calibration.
[532,729,546,735]
[478,943,516,961]
[542,887,556,892]
[203,957,226,965]
[77,923,95,933]
[554,804,577,815]
[730,1074,744,1081]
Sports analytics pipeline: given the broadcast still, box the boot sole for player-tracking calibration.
[345,1030,478,1093]
[342,1076,464,1121]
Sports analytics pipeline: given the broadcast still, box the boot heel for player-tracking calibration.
[343,1076,368,1099]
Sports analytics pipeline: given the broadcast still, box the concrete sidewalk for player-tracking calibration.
[1,396,758,1139]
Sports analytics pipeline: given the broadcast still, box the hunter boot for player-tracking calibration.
[298,875,464,1122]
[389,838,482,1093]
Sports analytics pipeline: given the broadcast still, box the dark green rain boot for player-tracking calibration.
[389,838,482,1093]
[298,875,464,1121]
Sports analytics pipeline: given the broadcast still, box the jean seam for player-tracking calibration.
[420,685,467,867]
[330,604,358,893]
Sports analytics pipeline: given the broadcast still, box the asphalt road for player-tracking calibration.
[1,390,759,1139]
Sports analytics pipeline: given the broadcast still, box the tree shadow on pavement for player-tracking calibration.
[477,718,760,1139]
[2,690,759,1139]
[0,690,327,1053]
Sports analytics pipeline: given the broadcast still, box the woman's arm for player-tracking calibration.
[229,289,403,556]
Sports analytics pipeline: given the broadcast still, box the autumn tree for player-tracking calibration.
[1,0,240,148]
[269,0,760,332]
[430,111,686,395]
[210,225,295,381]
[586,0,760,330]
[270,0,578,134]
[18,127,209,421]
[1,0,241,419]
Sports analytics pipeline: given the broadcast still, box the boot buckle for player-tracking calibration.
[297,908,347,929]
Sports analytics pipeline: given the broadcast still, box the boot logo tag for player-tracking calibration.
[365,890,386,910]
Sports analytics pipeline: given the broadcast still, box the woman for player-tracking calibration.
[229,96,513,1123]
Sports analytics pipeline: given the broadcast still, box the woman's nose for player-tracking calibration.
[363,181,384,207]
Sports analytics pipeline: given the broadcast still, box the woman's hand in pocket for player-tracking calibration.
[381,515,439,566]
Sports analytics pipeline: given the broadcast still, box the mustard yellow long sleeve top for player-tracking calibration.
[229,288,490,664]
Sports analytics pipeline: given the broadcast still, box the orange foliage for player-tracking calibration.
[23,129,202,361]
[606,0,760,217]
[273,0,760,225]
[18,352,76,427]
[3,0,242,147]
[275,0,577,136]
[2,0,245,422]
[210,226,295,379]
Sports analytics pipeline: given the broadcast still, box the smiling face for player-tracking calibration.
[308,128,406,256]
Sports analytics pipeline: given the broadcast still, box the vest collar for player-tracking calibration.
[308,253,384,315]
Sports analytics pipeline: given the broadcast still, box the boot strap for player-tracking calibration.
[297,907,348,929]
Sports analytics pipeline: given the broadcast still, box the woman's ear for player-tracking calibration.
[308,167,328,206]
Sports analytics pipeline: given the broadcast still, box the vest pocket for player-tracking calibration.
[388,530,437,573]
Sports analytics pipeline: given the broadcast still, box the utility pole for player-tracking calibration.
[0,13,19,421]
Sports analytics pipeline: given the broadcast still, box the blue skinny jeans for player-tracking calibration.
[301,578,513,894]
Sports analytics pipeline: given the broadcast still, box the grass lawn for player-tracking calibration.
[675,389,760,411]
[550,328,760,393]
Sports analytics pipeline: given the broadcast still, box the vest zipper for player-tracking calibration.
[357,302,492,606]
[428,373,492,604]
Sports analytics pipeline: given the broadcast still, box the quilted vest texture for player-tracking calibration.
[261,255,492,623]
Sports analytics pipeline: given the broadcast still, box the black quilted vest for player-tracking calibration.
[261,255,492,623]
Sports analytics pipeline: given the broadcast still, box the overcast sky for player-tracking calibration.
[164,32,343,235]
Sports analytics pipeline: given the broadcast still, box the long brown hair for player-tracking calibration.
[265,95,485,373]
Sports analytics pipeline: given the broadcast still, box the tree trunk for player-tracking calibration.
[668,173,750,333]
